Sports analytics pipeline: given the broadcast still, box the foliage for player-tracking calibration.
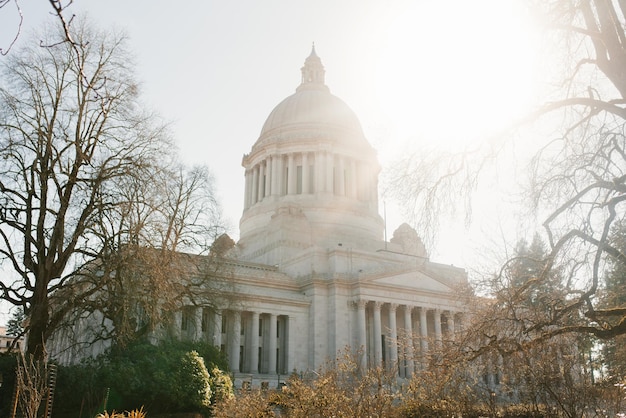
[600,220,626,381]
[0,353,18,417]
[54,340,230,415]
[97,407,146,418]
[213,388,278,418]
[6,306,25,338]
[214,350,400,417]
[208,366,235,405]
[54,357,106,416]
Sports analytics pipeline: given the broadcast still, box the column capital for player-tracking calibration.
[372,301,383,310]
[388,303,399,313]
[352,299,368,310]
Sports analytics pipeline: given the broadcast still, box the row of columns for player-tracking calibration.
[243,151,377,208]
[355,300,461,378]
[175,307,288,375]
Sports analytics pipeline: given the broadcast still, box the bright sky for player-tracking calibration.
[0,0,546,269]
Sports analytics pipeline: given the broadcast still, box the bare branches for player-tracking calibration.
[387,0,626,351]
[0,0,23,56]
[1,0,80,56]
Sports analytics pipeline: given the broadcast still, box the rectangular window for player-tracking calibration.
[181,307,193,331]
[201,308,210,333]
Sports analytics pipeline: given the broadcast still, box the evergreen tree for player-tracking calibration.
[506,233,561,309]
[6,307,25,337]
[601,220,626,380]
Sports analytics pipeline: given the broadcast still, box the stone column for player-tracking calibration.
[373,302,383,366]
[271,155,279,196]
[302,152,309,194]
[277,155,285,195]
[252,165,259,204]
[268,313,277,373]
[434,309,442,346]
[250,311,260,373]
[419,307,429,358]
[350,159,357,198]
[258,161,265,201]
[193,307,202,341]
[356,300,367,370]
[284,316,293,373]
[403,305,414,378]
[388,303,398,374]
[265,157,272,197]
[447,312,456,341]
[213,310,222,348]
[173,311,182,339]
[315,151,324,194]
[230,311,241,372]
[325,152,334,193]
[287,153,296,194]
[243,170,251,209]
[337,156,345,196]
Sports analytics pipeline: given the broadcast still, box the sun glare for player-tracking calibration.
[373,1,540,152]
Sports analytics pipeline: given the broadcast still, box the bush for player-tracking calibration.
[54,340,231,415]
[0,354,18,417]
[208,366,234,405]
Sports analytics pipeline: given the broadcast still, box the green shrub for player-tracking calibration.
[0,354,18,417]
[208,366,234,405]
[54,340,230,415]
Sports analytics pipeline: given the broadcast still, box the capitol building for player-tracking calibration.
[208,47,468,385]
[52,47,468,386]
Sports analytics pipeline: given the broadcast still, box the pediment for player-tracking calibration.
[367,270,453,292]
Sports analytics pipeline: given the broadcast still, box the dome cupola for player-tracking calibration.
[298,43,327,90]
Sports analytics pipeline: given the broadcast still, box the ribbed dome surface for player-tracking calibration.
[258,88,365,141]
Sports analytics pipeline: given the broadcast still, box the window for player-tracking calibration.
[181,307,193,331]
[201,308,210,332]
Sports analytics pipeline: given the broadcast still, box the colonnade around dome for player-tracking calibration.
[242,150,378,209]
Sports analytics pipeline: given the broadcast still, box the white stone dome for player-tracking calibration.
[257,89,365,145]
[253,46,367,151]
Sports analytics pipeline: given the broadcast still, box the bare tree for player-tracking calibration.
[0,20,225,361]
[388,1,626,346]
[50,166,232,353]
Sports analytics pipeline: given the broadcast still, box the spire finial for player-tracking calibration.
[298,43,327,91]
